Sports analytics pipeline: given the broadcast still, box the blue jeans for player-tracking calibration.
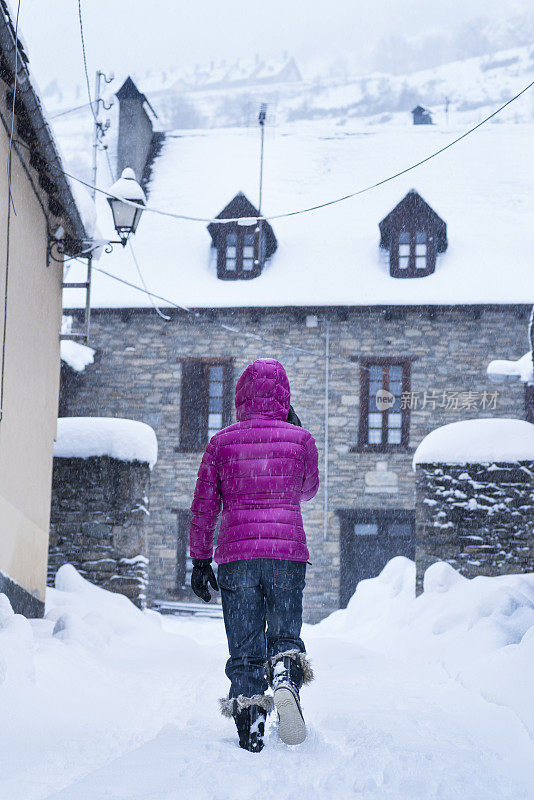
[218,558,306,699]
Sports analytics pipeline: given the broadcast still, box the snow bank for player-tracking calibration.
[315,557,534,738]
[45,564,159,642]
[412,418,534,466]
[487,352,533,383]
[60,340,95,373]
[54,417,158,469]
[0,592,34,685]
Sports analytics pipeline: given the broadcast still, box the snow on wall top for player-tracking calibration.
[412,418,534,467]
[54,417,158,469]
[487,352,533,384]
[60,340,95,373]
[65,117,534,309]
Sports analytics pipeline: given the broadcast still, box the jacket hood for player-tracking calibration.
[235,359,291,422]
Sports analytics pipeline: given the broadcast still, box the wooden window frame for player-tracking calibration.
[177,357,233,452]
[390,229,436,278]
[217,226,262,280]
[355,357,412,452]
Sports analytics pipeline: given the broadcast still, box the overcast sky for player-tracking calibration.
[20,0,532,93]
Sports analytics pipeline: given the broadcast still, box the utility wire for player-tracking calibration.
[6,0,21,214]
[50,100,94,120]
[88,264,421,374]
[103,145,115,182]
[264,77,534,221]
[128,241,170,321]
[77,0,98,125]
[75,3,115,185]
[20,76,534,227]
[91,264,326,358]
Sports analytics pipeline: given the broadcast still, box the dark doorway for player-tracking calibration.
[174,509,221,599]
[174,509,193,598]
[337,509,415,608]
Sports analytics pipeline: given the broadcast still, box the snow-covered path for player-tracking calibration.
[2,561,534,800]
[48,628,533,800]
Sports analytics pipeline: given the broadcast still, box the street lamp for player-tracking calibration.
[107,167,146,246]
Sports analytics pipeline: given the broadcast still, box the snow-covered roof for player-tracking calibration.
[65,118,534,309]
[171,56,301,91]
[413,418,534,466]
[54,417,158,469]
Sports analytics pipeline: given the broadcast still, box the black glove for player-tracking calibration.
[191,558,219,602]
[287,404,302,427]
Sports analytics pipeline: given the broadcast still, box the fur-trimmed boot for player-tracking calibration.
[219,694,274,753]
[266,650,314,746]
[234,705,266,752]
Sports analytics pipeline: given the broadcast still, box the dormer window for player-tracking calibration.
[379,190,447,279]
[207,192,278,281]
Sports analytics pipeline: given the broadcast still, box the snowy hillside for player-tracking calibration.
[283,46,534,126]
[47,45,534,187]
[1,560,534,798]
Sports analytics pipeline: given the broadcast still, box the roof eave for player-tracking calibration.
[0,12,87,250]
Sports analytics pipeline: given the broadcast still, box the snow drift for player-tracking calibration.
[315,556,534,738]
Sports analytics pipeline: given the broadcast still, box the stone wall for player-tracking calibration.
[48,456,150,608]
[62,305,529,621]
[415,461,534,593]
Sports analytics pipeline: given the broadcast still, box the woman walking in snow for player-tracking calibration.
[189,358,319,752]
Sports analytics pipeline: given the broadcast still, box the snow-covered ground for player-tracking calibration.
[1,560,533,799]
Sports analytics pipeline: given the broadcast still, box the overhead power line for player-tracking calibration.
[50,101,94,120]
[128,240,170,321]
[91,264,325,358]
[76,0,98,126]
[86,264,435,375]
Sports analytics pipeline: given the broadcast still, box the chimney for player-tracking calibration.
[115,76,155,183]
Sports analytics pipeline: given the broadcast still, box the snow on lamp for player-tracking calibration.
[107,168,146,246]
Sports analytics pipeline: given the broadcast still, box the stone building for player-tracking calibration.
[62,82,533,622]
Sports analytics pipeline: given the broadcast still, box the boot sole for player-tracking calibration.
[274,687,306,745]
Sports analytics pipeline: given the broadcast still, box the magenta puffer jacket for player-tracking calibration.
[189,359,319,564]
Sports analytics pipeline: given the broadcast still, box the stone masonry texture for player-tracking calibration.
[415,461,534,594]
[61,305,530,622]
[49,456,151,608]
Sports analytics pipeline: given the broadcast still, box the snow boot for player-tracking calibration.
[219,694,274,753]
[266,650,314,746]
[234,704,267,752]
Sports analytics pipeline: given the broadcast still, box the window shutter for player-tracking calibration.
[180,361,206,451]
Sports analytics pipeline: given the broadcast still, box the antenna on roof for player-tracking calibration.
[257,103,267,269]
